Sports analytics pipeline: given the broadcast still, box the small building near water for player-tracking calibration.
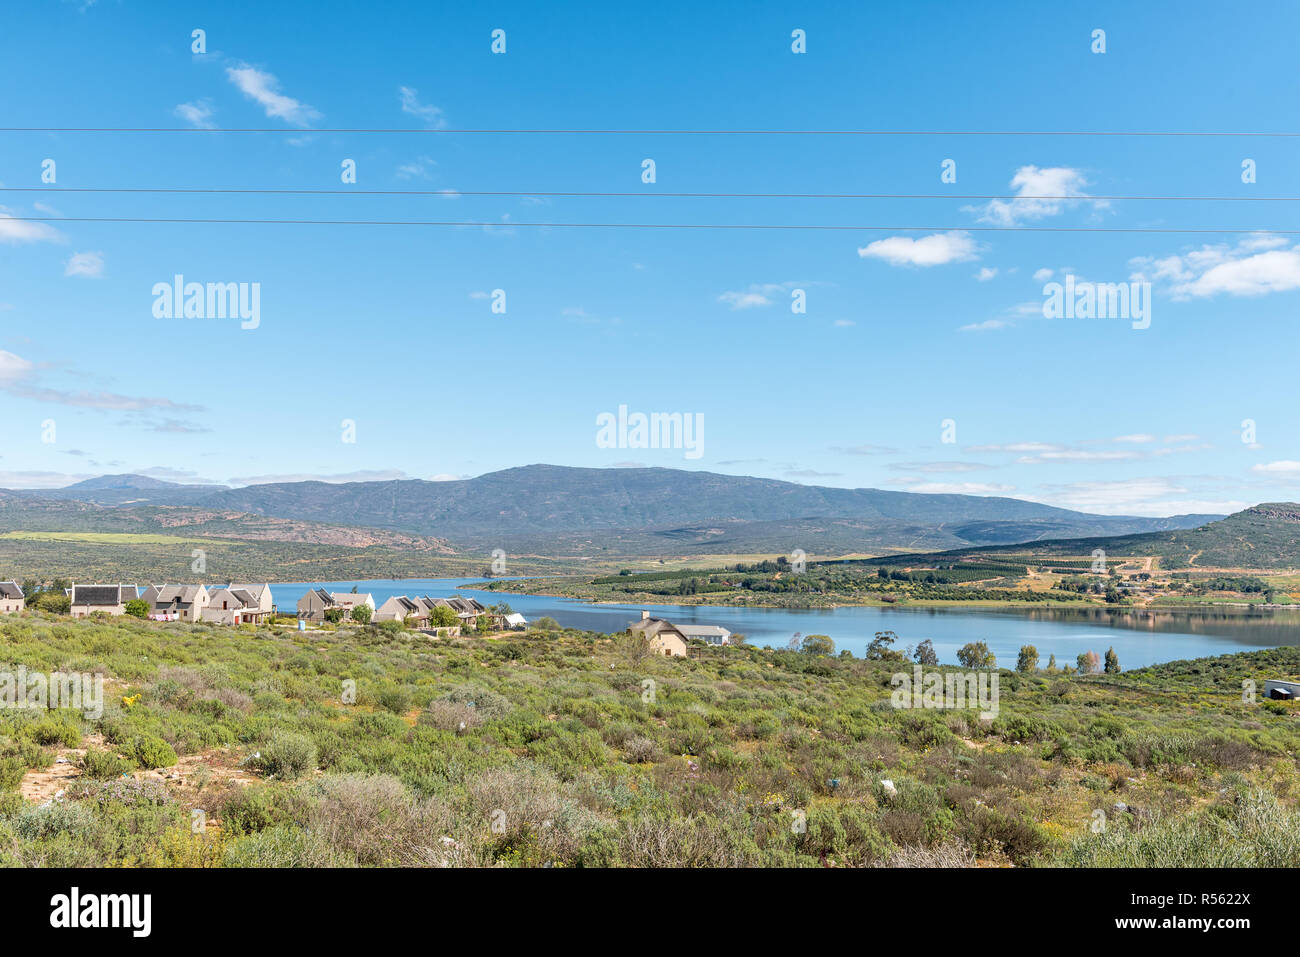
[677,623,732,645]
[1264,678,1300,700]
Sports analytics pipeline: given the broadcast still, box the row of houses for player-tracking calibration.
[291,590,526,631]
[627,611,732,657]
[376,594,525,630]
[0,580,529,633]
[59,582,277,624]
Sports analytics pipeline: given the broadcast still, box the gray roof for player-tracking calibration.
[0,582,23,600]
[73,584,126,606]
[676,624,731,638]
[153,584,205,604]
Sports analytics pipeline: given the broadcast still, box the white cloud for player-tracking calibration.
[396,155,436,180]
[225,63,320,127]
[1017,449,1141,464]
[966,166,1099,226]
[64,250,104,278]
[857,231,977,267]
[889,461,993,473]
[1130,234,1300,299]
[1252,461,1300,474]
[174,100,216,129]
[1113,434,1155,444]
[717,281,804,310]
[0,350,35,382]
[1033,267,1054,282]
[975,267,998,282]
[0,349,198,412]
[0,470,97,490]
[398,86,445,128]
[718,290,771,309]
[1036,477,1243,516]
[0,206,61,244]
[959,319,1007,332]
[965,442,1062,454]
[896,480,1015,495]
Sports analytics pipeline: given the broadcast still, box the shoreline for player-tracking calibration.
[458,580,1300,614]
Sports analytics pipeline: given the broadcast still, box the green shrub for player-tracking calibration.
[77,748,135,779]
[129,735,178,770]
[250,733,317,780]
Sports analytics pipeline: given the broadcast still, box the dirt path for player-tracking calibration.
[19,732,106,803]
[19,738,257,804]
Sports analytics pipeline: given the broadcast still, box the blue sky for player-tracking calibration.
[1,0,1298,517]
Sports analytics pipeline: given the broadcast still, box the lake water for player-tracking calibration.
[271,578,1300,670]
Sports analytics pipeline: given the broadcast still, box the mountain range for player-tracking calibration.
[4,466,1221,557]
[880,503,1300,570]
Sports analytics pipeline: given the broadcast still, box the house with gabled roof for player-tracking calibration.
[0,582,25,614]
[228,583,275,616]
[628,611,688,657]
[375,595,424,625]
[140,584,209,621]
[69,584,140,618]
[297,589,375,621]
[677,624,732,645]
[202,584,275,625]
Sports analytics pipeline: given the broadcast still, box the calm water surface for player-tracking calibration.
[272,578,1300,670]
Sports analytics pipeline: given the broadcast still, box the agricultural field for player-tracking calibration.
[0,612,1298,867]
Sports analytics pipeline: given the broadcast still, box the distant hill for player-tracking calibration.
[874,504,1300,570]
[187,464,1217,556]
[24,473,230,507]
[65,473,194,490]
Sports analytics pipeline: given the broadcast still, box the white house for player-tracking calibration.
[0,582,24,614]
[69,584,140,618]
[140,584,210,622]
[202,585,275,625]
[677,624,732,645]
[297,589,375,621]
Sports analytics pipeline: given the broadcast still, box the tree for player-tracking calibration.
[800,634,834,656]
[913,639,938,666]
[1046,654,1057,672]
[1077,650,1101,674]
[615,629,653,663]
[124,599,150,619]
[531,616,560,631]
[39,593,71,615]
[1016,645,1039,673]
[476,614,493,634]
[1104,646,1121,674]
[349,604,372,624]
[429,605,459,628]
[956,641,995,669]
[866,630,903,661]
[323,607,345,623]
